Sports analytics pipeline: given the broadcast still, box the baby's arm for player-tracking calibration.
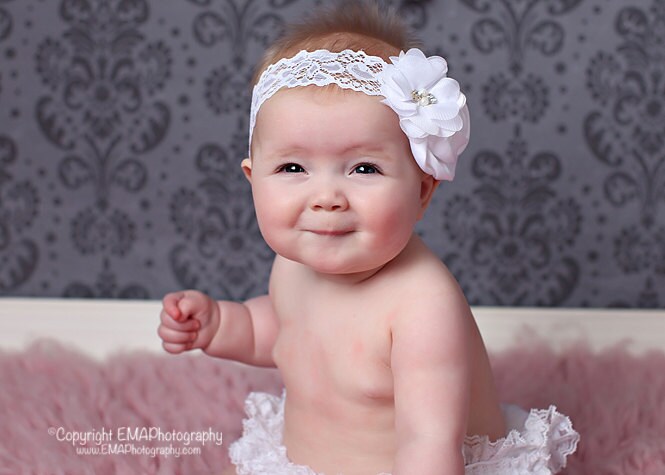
[158,290,279,367]
[390,283,471,475]
[205,295,279,366]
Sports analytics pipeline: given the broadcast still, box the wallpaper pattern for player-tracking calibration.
[0,0,664,307]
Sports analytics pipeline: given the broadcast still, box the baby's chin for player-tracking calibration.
[290,254,389,279]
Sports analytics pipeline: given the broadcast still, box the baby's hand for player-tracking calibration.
[158,290,220,354]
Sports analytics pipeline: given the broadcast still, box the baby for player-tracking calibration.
[158,3,578,475]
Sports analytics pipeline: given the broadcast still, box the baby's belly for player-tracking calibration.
[274,334,396,474]
[282,394,396,475]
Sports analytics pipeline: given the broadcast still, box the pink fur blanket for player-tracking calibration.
[1,339,664,474]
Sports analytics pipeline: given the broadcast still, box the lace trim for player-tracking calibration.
[463,406,580,475]
[249,49,387,148]
[228,391,320,475]
[228,392,580,475]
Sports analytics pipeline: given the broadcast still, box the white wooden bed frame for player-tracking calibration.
[1,298,664,360]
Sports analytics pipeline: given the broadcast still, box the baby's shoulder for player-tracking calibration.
[387,239,469,317]
[393,238,459,292]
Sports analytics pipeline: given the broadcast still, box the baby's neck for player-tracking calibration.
[311,264,388,287]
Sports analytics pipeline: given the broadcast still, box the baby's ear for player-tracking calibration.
[418,174,440,219]
[241,158,252,182]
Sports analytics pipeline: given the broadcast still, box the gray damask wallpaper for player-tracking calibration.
[0,0,663,307]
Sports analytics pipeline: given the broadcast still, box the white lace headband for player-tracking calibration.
[249,48,470,181]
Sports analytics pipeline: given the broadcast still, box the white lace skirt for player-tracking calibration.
[228,391,579,475]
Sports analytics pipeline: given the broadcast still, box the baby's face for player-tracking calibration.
[244,86,434,276]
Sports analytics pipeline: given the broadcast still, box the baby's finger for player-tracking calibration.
[157,325,197,345]
[162,291,185,320]
[160,310,200,331]
[176,295,199,319]
[162,341,191,354]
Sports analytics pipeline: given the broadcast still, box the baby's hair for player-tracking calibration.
[252,0,421,85]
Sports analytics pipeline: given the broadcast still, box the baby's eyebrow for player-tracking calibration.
[340,143,391,156]
[263,146,308,159]
[261,142,393,160]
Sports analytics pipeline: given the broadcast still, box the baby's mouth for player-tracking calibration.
[308,229,354,236]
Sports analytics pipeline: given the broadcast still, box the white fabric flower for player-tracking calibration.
[379,48,470,181]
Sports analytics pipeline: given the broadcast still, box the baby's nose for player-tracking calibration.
[310,184,349,212]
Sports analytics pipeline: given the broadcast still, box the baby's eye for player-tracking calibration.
[278,163,305,173]
[353,163,379,174]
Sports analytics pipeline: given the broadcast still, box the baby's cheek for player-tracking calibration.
[370,206,415,247]
[254,207,284,248]
[253,207,272,238]
[254,205,299,258]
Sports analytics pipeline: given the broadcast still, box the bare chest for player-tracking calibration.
[271,288,394,405]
